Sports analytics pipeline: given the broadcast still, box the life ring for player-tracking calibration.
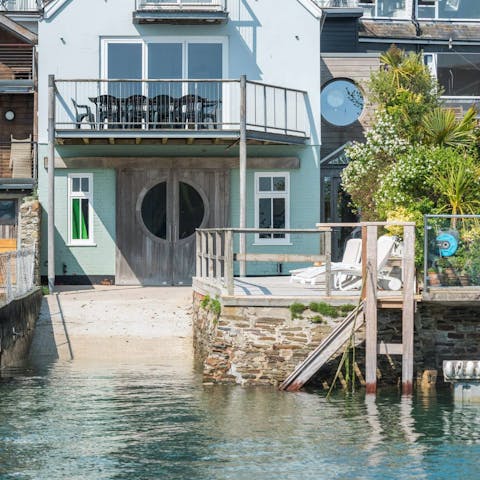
[436,231,459,257]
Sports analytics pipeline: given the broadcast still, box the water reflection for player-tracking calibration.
[2,363,480,479]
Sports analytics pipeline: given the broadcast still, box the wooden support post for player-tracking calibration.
[324,228,332,297]
[201,231,207,279]
[239,75,247,277]
[208,232,214,279]
[402,224,415,395]
[224,230,234,295]
[215,231,222,281]
[365,225,378,394]
[195,231,201,277]
[47,74,56,292]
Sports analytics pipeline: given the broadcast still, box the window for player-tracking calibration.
[0,200,16,225]
[417,0,480,20]
[425,53,480,97]
[254,173,290,244]
[68,174,93,245]
[360,0,408,18]
[321,79,364,126]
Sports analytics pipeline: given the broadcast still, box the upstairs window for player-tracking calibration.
[68,174,93,245]
[417,0,480,20]
[425,53,480,97]
[254,173,290,244]
[359,0,408,18]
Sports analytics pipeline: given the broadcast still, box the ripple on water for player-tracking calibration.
[1,363,480,479]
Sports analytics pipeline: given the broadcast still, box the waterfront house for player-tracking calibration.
[317,0,480,248]
[0,1,41,252]
[37,0,324,286]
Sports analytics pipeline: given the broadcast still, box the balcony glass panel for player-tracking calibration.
[437,54,480,97]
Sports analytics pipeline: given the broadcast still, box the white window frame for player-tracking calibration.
[416,0,479,21]
[358,0,409,19]
[254,172,290,245]
[101,36,228,81]
[424,52,480,100]
[67,173,95,246]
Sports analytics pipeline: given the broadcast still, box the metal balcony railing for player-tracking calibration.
[53,78,309,139]
[135,0,226,11]
[0,44,34,80]
[315,0,359,7]
[0,0,44,11]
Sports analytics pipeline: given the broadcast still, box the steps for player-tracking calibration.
[279,302,365,391]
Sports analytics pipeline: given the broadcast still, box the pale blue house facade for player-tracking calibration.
[37,0,323,285]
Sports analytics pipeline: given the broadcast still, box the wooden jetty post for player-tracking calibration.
[238,75,247,277]
[47,74,56,292]
[365,224,378,394]
[402,224,415,395]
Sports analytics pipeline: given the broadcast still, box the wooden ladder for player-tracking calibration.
[279,302,365,392]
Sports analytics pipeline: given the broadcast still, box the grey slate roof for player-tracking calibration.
[359,20,480,42]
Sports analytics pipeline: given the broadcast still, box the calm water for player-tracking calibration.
[1,360,479,480]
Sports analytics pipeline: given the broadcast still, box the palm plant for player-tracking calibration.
[422,106,478,149]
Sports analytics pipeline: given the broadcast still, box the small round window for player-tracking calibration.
[321,79,364,126]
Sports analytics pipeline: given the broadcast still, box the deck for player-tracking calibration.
[193,275,407,307]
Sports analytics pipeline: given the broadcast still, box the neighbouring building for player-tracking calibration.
[316,0,480,252]
[0,0,42,253]
[37,0,324,285]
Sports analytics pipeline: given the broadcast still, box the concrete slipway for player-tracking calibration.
[28,286,194,369]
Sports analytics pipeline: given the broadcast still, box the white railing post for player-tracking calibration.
[224,229,234,295]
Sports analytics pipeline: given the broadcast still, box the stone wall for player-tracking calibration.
[19,198,41,284]
[193,293,480,388]
[193,293,353,386]
[0,288,42,369]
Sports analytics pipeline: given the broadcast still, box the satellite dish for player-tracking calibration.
[436,231,459,257]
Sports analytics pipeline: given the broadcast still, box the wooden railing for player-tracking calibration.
[195,228,332,296]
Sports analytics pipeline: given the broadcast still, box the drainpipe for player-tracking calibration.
[412,0,421,38]
[47,74,55,292]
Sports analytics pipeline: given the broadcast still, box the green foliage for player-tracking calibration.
[309,302,340,318]
[311,315,325,324]
[200,294,211,310]
[422,107,478,149]
[41,286,50,296]
[290,302,306,320]
[338,304,356,314]
[200,294,221,320]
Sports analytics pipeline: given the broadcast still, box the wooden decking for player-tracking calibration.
[193,275,405,307]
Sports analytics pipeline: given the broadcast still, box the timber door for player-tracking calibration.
[116,168,228,285]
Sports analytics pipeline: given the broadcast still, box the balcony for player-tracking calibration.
[0,0,44,12]
[0,44,34,93]
[0,140,35,190]
[53,79,310,146]
[133,0,228,24]
[316,0,409,18]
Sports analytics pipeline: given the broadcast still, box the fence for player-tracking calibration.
[0,0,43,10]
[424,214,480,290]
[196,223,413,297]
[53,78,309,138]
[0,248,35,306]
[135,0,226,9]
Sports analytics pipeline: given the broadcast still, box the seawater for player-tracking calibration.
[1,361,479,480]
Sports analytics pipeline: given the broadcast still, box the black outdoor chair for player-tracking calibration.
[89,95,120,129]
[177,94,204,129]
[125,94,148,129]
[71,98,94,129]
[149,95,174,128]
[201,98,221,129]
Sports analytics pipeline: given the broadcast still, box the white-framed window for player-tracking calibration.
[416,0,480,21]
[68,173,94,246]
[254,172,290,244]
[424,53,480,97]
[359,0,408,19]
